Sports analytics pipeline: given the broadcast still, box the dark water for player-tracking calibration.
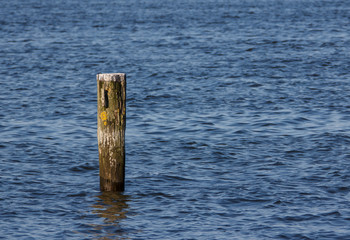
[1,0,350,239]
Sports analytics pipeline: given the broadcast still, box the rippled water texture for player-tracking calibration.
[1,0,350,239]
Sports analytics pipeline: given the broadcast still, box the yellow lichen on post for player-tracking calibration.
[97,73,126,191]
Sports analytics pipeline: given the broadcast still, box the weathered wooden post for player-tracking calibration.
[97,73,126,191]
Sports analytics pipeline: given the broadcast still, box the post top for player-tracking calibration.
[97,73,126,82]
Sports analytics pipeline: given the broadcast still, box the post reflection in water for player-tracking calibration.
[90,192,131,239]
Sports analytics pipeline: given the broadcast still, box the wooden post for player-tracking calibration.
[97,73,126,191]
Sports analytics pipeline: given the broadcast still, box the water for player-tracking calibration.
[1,0,350,239]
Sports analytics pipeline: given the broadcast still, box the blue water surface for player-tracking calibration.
[1,0,350,239]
